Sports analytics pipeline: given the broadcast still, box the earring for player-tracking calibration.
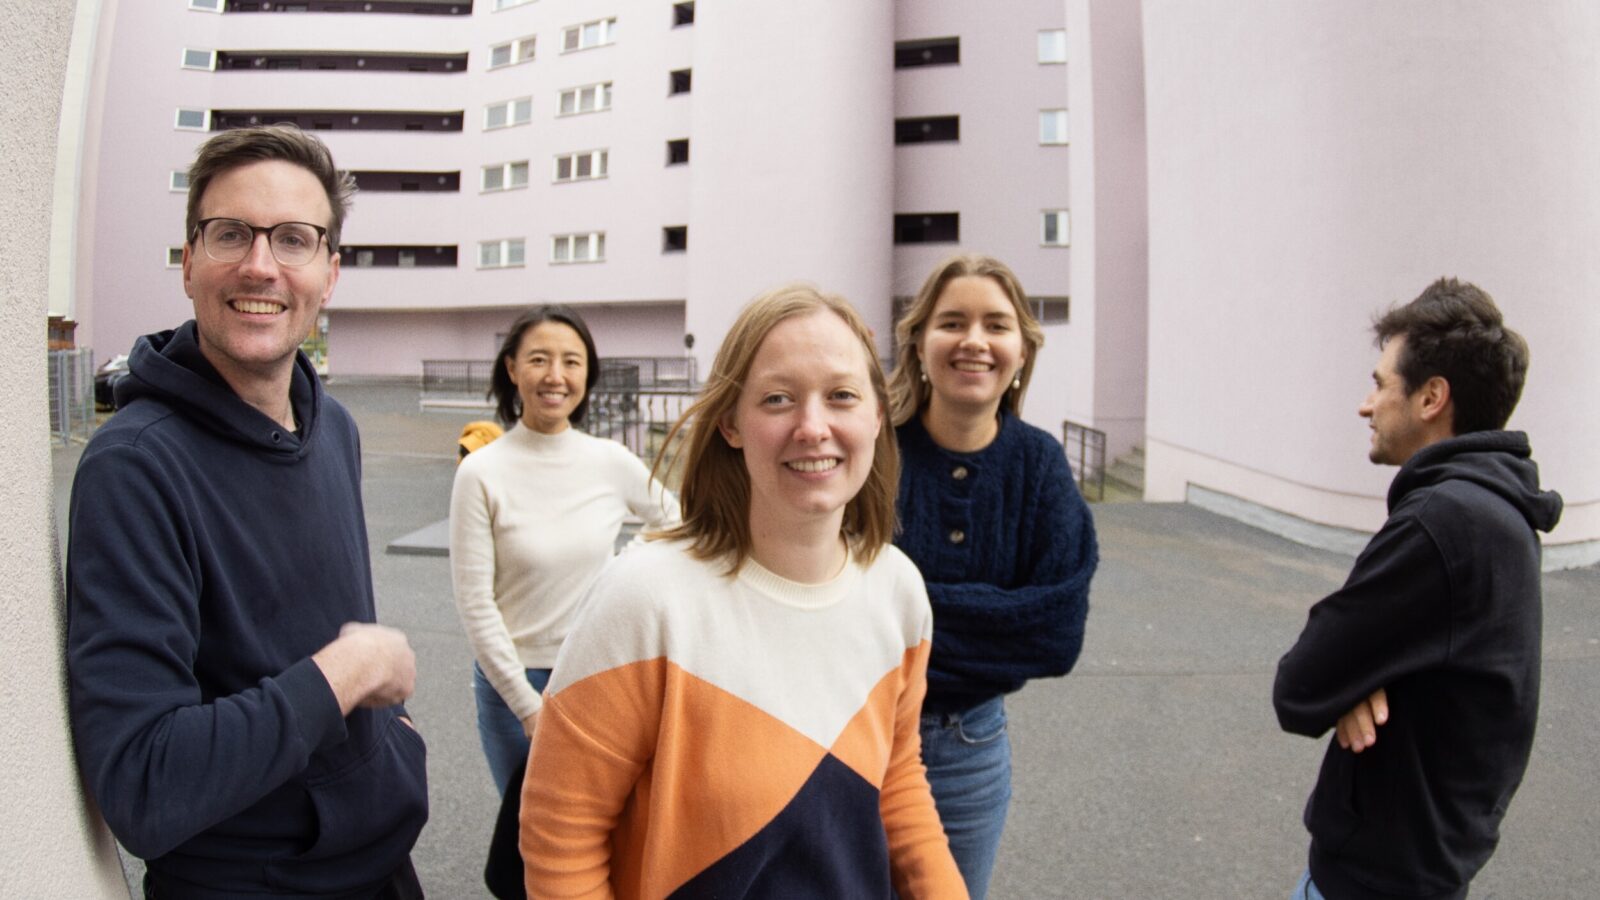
[920,370,929,384]
[1012,375,1022,390]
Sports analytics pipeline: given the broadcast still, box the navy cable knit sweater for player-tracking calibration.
[894,412,1098,715]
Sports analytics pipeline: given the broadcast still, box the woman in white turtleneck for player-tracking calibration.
[448,305,679,796]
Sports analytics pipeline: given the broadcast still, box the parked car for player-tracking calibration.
[94,354,129,412]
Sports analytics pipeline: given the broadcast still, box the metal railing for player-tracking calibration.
[1062,419,1106,502]
[49,348,96,446]
[587,388,696,468]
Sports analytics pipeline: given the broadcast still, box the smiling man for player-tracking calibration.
[66,125,428,898]
[1273,278,1562,900]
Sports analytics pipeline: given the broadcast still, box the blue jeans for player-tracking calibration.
[473,662,551,796]
[1292,869,1327,900]
[919,696,1012,900]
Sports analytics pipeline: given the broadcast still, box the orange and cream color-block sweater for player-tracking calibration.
[520,538,967,900]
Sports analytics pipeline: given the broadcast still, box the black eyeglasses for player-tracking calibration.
[191,218,330,267]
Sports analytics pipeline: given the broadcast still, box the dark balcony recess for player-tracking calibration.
[210,109,464,132]
[893,213,959,245]
[348,170,460,192]
[895,37,959,69]
[895,115,959,145]
[226,1,472,14]
[338,245,458,267]
[216,51,468,73]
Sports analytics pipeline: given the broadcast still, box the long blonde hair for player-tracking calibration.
[886,253,1045,426]
[652,284,899,573]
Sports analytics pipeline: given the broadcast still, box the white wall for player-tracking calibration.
[1142,0,1600,549]
[1,0,135,891]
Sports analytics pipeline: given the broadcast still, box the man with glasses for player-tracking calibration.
[67,125,428,898]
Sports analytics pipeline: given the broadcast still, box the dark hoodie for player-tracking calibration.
[67,322,428,898]
[1274,431,1562,900]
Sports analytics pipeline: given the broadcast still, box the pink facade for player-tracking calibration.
[1141,0,1600,555]
[69,0,1097,442]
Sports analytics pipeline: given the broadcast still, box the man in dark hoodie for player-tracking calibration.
[1274,278,1562,900]
[67,125,428,898]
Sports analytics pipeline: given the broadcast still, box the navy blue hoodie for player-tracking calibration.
[67,322,428,898]
[1274,431,1562,900]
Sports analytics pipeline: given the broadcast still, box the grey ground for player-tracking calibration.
[53,382,1599,899]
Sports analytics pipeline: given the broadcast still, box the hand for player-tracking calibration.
[1336,688,1388,753]
[521,711,539,739]
[312,622,417,716]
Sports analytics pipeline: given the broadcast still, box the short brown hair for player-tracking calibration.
[887,253,1045,425]
[652,284,899,572]
[1374,277,1529,434]
[185,124,356,252]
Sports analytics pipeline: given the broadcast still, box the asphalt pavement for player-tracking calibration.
[52,381,1599,899]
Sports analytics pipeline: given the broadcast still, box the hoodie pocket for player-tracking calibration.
[265,712,429,892]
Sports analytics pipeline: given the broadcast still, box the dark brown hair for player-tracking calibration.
[1373,277,1529,434]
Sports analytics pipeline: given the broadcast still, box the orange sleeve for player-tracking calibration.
[521,658,667,900]
[881,640,969,900]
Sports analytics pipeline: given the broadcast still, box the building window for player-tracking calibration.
[349,170,460,192]
[893,213,959,245]
[1031,296,1070,324]
[489,35,536,69]
[1038,29,1068,64]
[562,17,617,52]
[482,160,530,192]
[170,170,190,191]
[666,138,689,165]
[166,247,185,268]
[673,2,694,26]
[175,108,210,130]
[895,115,959,145]
[669,68,692,95]
[339,244,458,267]
[1041,210,1070,246]
[558,82,612,116]
[479,238,527,269]
[894,37,959,69]
[553,149,609,183]
[1040,109,1069,145]
[662,226,687,253]
[188,0,222,11]
[551,232,605,263]
[181,48,216,70]
[494,0,533,9]
[485,96,533,129]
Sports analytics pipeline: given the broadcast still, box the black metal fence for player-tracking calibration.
[1063,419,1106,502]
[49,348,96,446]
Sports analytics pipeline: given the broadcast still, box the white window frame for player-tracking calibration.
[1038,29,1067,64]
[479,238,527,269]
[188,0,223,11]
[166,247,185,268]
[489,35,536,69]
[181,48,216,71]
[481,160,531,192]
[484,96,533,130]
[170,170,190,192]
[552,149,609,183]
[561,17,617,53]
[494,0,533,10]
[550,232,606,264]
[175,108,210,131]
[557,82,613,116]
[1041,210,1071,247]
[1039,109,1069,145]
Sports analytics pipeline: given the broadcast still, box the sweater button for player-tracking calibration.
[948,529,965,544]
[951,466,968,480]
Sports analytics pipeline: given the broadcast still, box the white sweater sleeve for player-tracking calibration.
[449,455,543,719]
[616,447,682,533]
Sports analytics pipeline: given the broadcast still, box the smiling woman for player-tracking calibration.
[518,285,967,899]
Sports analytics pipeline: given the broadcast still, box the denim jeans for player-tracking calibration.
[919,696,1012,900]
[1292,868,1327,900]
[473,662,552,796]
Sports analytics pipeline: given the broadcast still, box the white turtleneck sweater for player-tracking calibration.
[449,424,679,720]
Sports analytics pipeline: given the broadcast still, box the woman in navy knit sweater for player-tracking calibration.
[887,254,1099,898]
